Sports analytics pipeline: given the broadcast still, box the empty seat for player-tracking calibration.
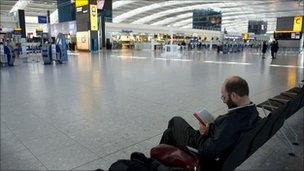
[250,104,288,155]
[221,117,270,171]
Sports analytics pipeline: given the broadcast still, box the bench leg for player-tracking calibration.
[283,122,299,145]
[277,130,296,156]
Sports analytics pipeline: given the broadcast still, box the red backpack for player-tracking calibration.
[151,144,200,171]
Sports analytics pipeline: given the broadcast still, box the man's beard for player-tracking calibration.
[226,97,238,109]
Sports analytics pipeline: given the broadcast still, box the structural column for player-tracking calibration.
[17,9,26,38]
[75,0,98,51]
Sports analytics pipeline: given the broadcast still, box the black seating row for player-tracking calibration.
[220,83,304,171]
[256,83,304,148]
[257,85,304,118]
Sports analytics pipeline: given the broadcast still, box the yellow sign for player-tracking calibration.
[90,5,98,31]
[293,16,303,32]
[75,0,88,8]
[36,28,43,32]
[14,28,22,31]
[242,33,249,40]
[274,30,300,33]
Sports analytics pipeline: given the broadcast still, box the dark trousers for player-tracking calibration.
[160,116,206,149]
[271,50,275,59]
[274,51,278,58]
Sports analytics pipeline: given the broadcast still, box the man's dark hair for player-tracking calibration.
[225,76,249,97]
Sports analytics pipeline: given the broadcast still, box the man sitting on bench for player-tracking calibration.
[160,76,260,162]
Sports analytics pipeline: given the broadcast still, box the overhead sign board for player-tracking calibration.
[38,16,47,23]
[277,16,304,32]
[276,17,294,31]
[293,16,303,32]
[248,20,267,34]
[75,0,88,7]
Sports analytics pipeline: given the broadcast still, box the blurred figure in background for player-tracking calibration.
[274,40,279,58]
[270,40,276,59]
[261,41,268,59]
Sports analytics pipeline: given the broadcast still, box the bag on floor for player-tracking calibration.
[150,144,200,171]
[108,152,186,171]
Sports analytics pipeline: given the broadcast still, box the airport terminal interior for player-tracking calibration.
[0,0,304,171]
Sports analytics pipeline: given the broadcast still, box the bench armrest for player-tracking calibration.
[261,104,279,111]
[269,98,289,104]
[282,92,297,96]
[281,92,297,98]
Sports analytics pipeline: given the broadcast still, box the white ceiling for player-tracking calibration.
[112,0,304,33]
[0,0,303,33]
[0,0,57,16]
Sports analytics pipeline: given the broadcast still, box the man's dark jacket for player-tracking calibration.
[197,104,260,160]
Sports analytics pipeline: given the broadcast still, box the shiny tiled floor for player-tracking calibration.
[1,49,303,170]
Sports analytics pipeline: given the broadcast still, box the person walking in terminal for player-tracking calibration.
[274,40,279,58]
[270,40,276,59]
[271,40,279,59]
[160,76,260,164]
[261,41,268,59]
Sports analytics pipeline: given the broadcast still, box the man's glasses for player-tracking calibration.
[221,95,225,103]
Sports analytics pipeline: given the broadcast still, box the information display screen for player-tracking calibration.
[248,20,267,34]
[193,9,222,31]
[276,17,297,32]
[276,16,304,33]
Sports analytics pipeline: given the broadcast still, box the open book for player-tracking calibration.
[193,108,215,126]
